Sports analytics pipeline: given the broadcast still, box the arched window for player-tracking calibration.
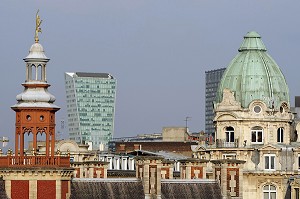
[263,184,276,199]
[37,64,42,80]
[277,127,284,143]
[251,126,263,143]
[225,126,234,142]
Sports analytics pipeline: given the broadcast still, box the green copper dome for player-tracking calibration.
[216,31,289,108]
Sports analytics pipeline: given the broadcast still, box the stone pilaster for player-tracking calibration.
[71,161,109,178]
[178,158,209,179]
[135,156,164,199]
[29,179,37,199]
[56,179,61,199]
[211,159,246,199]
[161,160,174,179]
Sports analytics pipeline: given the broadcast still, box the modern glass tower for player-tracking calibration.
[205,68,225,137]
[65,72,117,149]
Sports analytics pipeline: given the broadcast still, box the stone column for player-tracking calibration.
[89,167,94,178]
[78,164,83,178]
[211,159,246,199]
[178,158,209,179]
[135,156,163,199]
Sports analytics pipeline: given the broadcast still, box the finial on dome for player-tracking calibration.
[238,31,267,52]
[34,10,43,43]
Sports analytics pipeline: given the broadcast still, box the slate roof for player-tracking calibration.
[161,179,222,199]
[70,178,223,199]
[70,178,144,199]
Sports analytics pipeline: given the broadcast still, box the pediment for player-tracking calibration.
[191,145,206,152]
[258,144,280,151]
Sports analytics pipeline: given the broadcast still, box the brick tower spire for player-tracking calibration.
[0,11,73,199]
[11,32,60,157]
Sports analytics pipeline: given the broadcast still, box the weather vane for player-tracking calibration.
[34,10,43,43]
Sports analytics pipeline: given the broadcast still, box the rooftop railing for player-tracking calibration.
[0,155,70,168]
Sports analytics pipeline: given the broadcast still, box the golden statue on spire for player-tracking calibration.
[34,10,42,43]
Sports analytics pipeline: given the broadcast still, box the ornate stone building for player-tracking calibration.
[193,31,300,199]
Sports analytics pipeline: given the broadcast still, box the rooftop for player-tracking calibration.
[66,72,114,79]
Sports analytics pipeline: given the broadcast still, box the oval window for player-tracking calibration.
[254,106,261,113]
[26,115,31,121]
[40,115,44,121]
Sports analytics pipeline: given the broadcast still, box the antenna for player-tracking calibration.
[184,116,191,133]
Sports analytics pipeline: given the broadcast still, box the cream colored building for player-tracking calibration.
[194,31,300,199]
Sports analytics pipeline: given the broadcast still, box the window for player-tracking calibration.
[225,126,234,142]
[298,155,300,170]
[295,188,299,199]
[264,154,275,171]
[263,184,276,199]
[254,105,262,113]
[251,126,263,143]
[277,127,284,143]
[222,153,236,159]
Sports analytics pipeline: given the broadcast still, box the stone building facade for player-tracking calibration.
[193,31,300,199]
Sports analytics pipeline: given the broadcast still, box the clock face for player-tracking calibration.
[254,105,261,113]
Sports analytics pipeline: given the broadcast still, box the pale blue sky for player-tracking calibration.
[0,1,299,146]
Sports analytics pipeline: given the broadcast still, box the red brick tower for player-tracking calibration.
[0,11,73,199]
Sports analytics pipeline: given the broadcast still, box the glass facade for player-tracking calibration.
[205,68,225,136]
[65,72,116,149]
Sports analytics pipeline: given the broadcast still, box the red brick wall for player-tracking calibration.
[191,166,203,179]
[37,180,56,199]
[161,167,170,179]
[227,168,239,197]
[75,168,80,178]
[11,180,29,199]
[61,181,69,199]
[93,168,105,178]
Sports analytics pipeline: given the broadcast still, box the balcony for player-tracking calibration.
[0,155,70,168]
[216,139,239,148]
